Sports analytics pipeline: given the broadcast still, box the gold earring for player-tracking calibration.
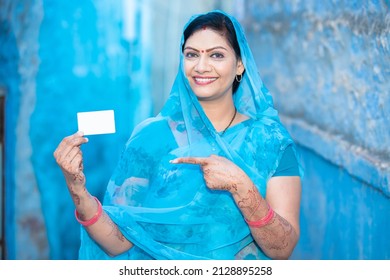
[235,74,242,82]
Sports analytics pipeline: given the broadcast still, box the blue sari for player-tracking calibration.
[79,10,302,260]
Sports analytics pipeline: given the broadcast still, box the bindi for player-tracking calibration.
[202,25,207,30]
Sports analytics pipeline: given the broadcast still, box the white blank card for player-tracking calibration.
[77,110,116,136]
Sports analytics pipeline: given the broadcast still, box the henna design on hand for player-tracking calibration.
[71,173,84,183]
[236,184,262,217]
[71,192,81,206]
[252,212,293,251]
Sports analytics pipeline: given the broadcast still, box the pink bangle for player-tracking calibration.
[75,196,102,227]
[245,202,275,228]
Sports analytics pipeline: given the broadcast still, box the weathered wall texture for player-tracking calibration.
[240,0,390,259]
[1,0,48,259]
[293,146,390,259]
[1,0,139,259]
[242,0,389,194]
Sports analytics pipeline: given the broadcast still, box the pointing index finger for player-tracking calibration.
[170,157,208,166]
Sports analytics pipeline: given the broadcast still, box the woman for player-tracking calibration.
[54,10,302,260]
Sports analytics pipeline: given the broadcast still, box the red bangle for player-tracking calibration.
[75,196,102,227]
[245,202,275,228]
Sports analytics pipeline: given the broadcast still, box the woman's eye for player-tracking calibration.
[184,52,198,58]
[211,53,224,59]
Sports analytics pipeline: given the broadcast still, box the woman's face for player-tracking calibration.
[183,28,244,102]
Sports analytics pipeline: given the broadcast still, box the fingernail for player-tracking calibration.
[77,131,84,136]
[84,137,89,143]
[170,159,178,164]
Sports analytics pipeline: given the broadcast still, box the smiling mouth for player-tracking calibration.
[193,77,217,85]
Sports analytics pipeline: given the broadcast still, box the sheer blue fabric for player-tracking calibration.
[78,10,302,260]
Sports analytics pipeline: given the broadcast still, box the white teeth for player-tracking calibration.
[194,77,217,83]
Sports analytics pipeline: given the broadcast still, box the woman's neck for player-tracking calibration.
[200,99,237,132]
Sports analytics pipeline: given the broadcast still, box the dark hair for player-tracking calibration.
[182,12,243,93]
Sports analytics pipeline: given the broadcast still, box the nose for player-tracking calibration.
[194,55,211,73]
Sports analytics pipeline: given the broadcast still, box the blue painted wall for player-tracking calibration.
[0,0,152,259]
[241,0,390,259]
[32,1,144,260]
[292,146,390,259]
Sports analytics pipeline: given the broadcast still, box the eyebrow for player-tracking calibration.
[183,46,228,52]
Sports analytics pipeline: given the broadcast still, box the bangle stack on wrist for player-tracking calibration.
[75,196,102,227]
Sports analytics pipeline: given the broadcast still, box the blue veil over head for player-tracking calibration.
[79,10,300,260]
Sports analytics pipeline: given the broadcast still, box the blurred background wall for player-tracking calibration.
[241,0,390,259]
[0,0,389,259]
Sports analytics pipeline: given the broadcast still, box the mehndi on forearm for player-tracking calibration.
[84,210,132,256]
[233,184,298,259]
